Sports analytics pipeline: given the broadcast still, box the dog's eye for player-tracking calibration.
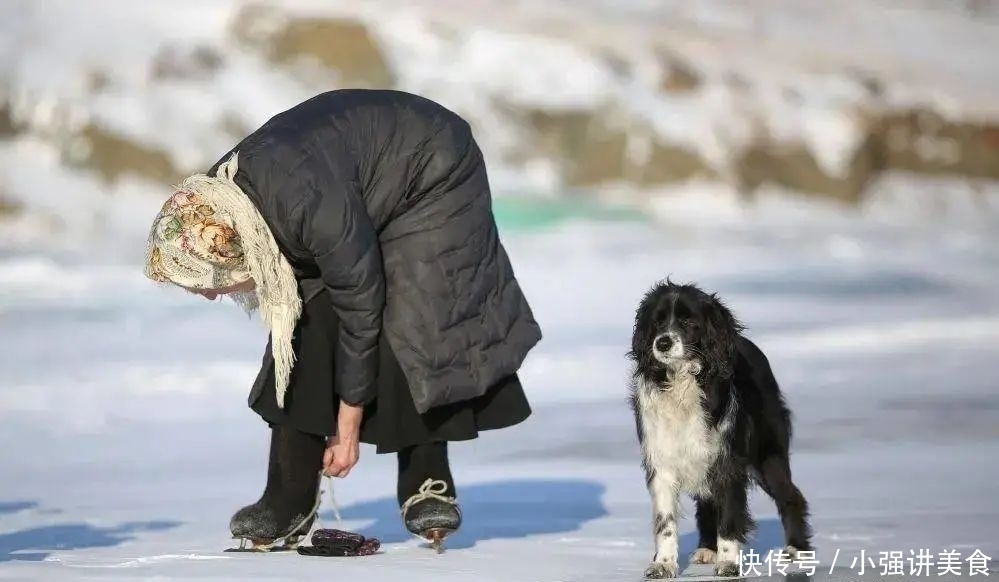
[682,318,696,327]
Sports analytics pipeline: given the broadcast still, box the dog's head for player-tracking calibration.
[628,279,743,381]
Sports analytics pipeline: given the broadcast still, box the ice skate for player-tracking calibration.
[401,478,462,553]
[226,488,321,553]
[225,425,326,553]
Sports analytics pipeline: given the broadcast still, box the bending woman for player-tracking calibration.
[143,89,541,551]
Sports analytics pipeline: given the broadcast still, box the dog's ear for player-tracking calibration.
[628,285,658,362]
[703,293,742,379]
[628,301,651,362]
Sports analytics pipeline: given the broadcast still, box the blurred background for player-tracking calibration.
[0,0,996,579]
[2,0,999,243]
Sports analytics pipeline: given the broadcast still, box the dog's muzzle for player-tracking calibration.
[652,332,683,363]
[651,332,702,379]
[653,335,673,353]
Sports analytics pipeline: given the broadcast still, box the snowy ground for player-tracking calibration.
[2,0,998,578]
[1,185,997,581]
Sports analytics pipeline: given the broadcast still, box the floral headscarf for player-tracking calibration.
[144,153,303,408]
[145,189,250,290]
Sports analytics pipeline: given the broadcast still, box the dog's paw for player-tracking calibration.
[644,560,679,579]
[783,545,800,560]
[715,560,741,577]
[690,547,717,564]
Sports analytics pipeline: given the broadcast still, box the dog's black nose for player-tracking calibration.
[654,335,672,352]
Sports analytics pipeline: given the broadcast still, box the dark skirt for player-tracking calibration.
[250,291,532,454]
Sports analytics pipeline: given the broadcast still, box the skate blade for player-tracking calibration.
[225,536,303,553]
[224,544,299,553]
[424,528,454,554]
[225,540,273,553]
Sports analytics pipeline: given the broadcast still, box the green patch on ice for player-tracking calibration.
[492,195,645,232]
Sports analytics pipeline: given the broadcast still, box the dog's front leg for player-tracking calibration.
[715,476,753,577]
[643,467,680,579]
[690,496,718,564]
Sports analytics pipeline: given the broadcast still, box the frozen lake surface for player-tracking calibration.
[1,195,997,581]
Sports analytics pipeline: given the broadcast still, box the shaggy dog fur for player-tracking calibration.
[628,280,812,578]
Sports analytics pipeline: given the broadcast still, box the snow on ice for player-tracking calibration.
[1,0,998,580]
[1,190,998,580]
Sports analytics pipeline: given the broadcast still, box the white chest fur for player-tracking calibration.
[636,370,723,498]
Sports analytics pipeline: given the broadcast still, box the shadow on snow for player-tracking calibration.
[321,478,608,550]
[0,501,180,563]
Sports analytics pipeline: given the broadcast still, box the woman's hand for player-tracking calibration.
[322,400,364,478]
[322,434,359,478]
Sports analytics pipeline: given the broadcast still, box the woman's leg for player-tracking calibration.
[261,426,283,501]
[231,292,337,549]
[274,424,325,517]
[396,441,456,506]
[396,441,462,551]
[230,424,325,547]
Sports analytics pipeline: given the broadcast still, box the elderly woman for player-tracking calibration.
[144,89,541,552]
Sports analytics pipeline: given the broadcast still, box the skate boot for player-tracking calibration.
[227,425,325,552]
[229,426,281,543]
[401,478,462,553]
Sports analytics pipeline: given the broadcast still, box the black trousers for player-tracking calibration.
[261,424,455,509]
[396,441,454,505]
[250,290,532,456]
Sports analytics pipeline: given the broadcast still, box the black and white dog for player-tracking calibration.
[628,280,812,578]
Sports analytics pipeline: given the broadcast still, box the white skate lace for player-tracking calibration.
[399,478,458,517]
[323,473,343,524]
[281,473,341,544]
[234,472,343,550]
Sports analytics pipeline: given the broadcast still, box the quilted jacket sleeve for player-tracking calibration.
[298,182,384,406]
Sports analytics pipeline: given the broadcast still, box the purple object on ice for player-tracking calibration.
[297,528,381,557]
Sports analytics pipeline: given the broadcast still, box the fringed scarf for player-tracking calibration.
[144,152,302,408]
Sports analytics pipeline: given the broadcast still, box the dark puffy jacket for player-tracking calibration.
[208,89,541,413]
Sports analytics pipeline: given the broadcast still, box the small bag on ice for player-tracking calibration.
[296,528,381,557]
